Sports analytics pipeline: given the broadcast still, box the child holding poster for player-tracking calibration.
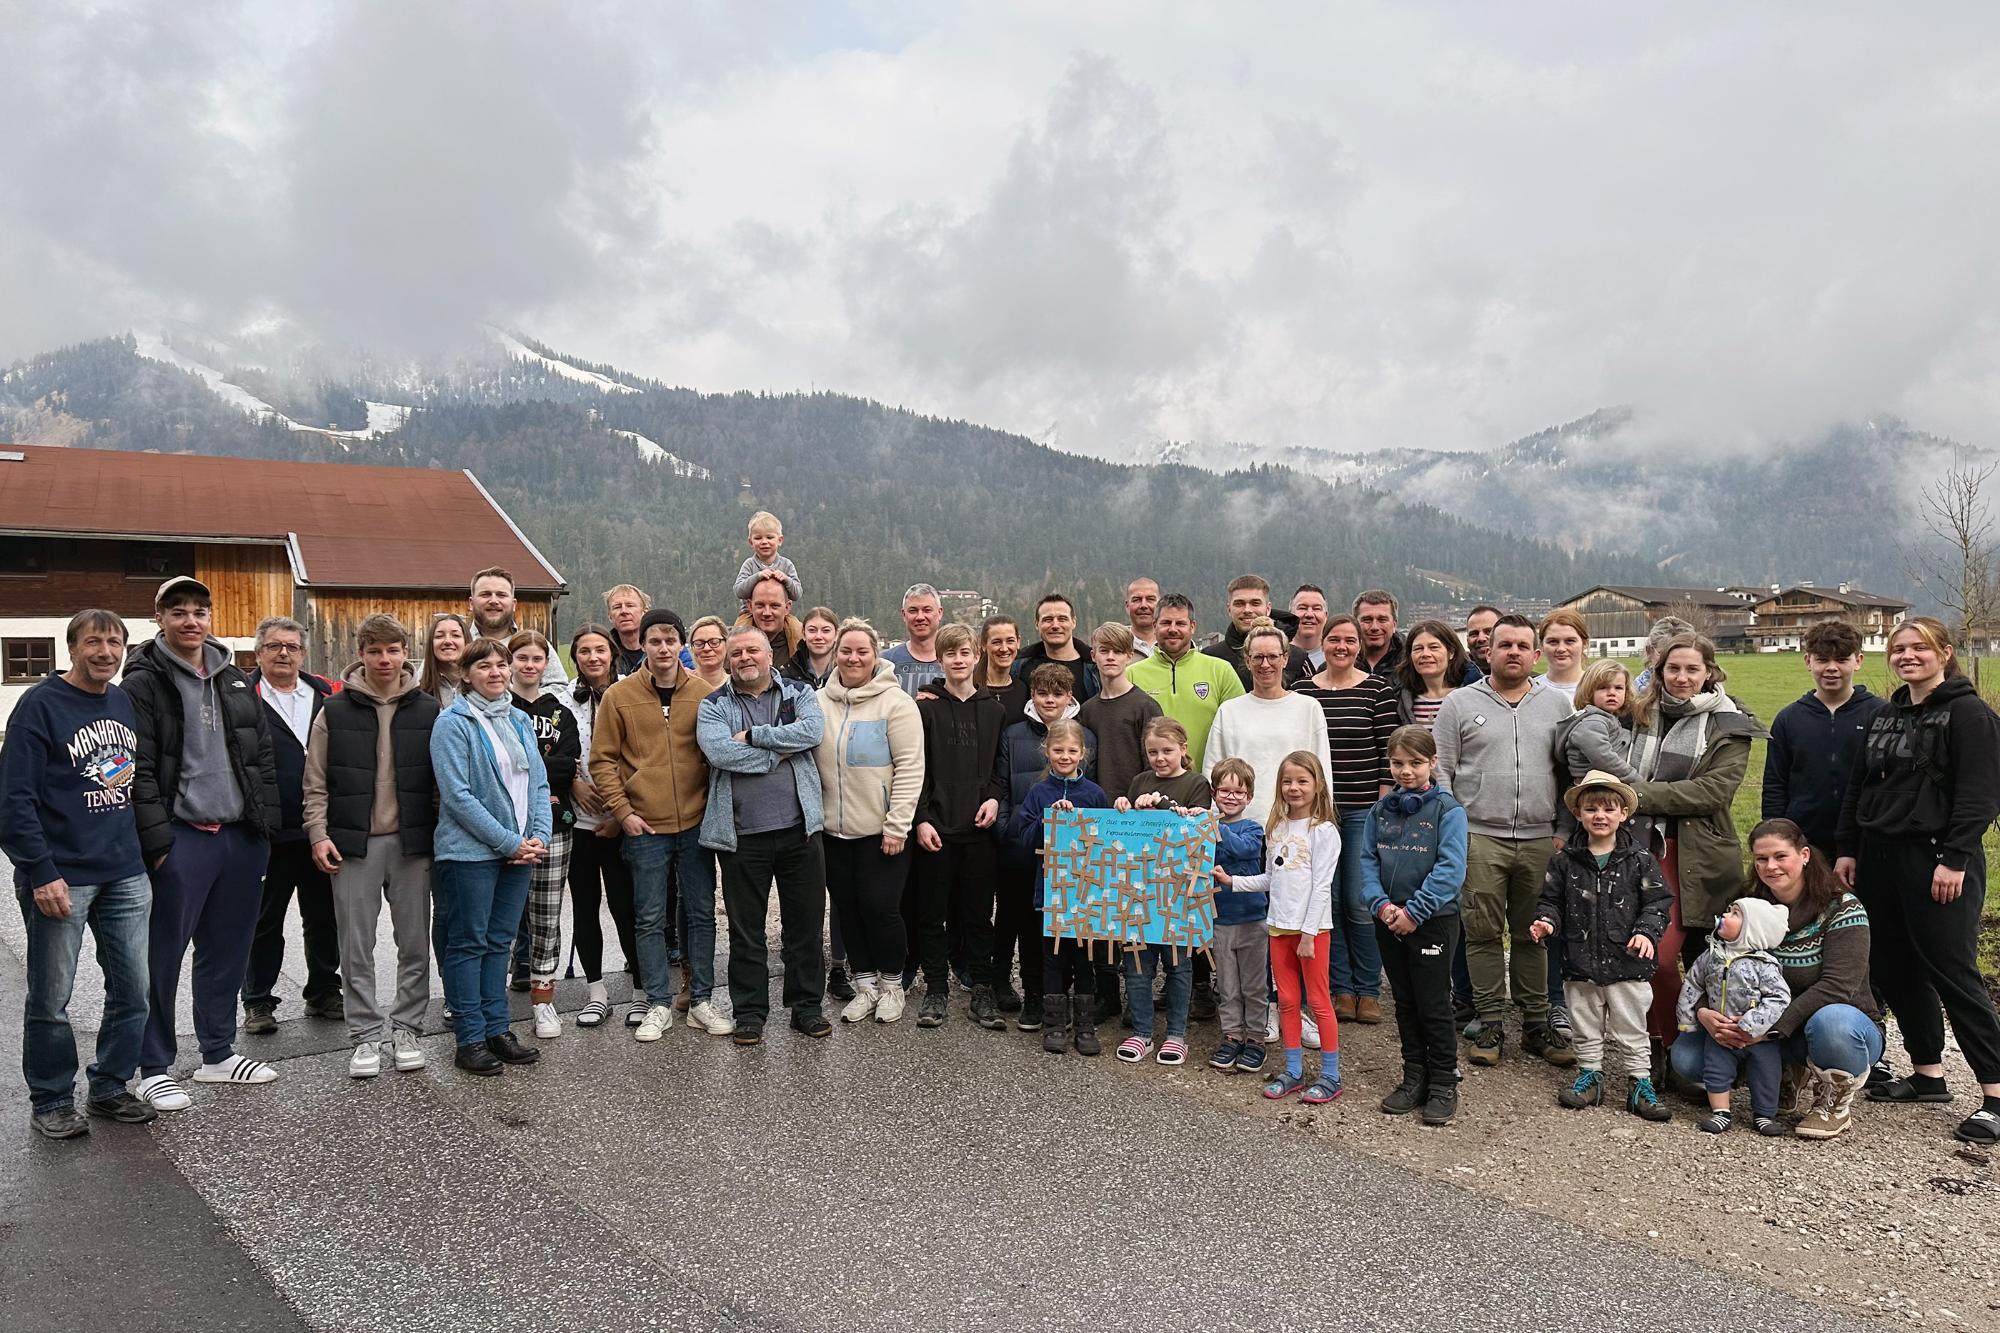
[1009,719,1110,1057]
[1206,758,1269,1075]
[1215,751,1342,1104]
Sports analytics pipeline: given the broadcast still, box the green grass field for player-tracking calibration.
[1628,652,2000,977]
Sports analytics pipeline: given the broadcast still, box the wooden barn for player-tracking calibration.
[1552,584,1757,657]
[0,444,565,731]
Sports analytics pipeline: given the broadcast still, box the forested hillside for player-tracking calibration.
[2,335,1667,629]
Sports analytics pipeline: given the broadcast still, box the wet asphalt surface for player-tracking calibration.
[0,895,1882,1333]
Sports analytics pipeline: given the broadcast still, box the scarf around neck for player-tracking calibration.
[467,690,530,772]
[1631,688,1735,785]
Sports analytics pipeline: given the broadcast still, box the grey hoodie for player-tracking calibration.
[1433,676,1575,839]
[160,635,246,825]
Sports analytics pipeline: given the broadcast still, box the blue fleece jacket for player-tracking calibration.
[1007,773,1109,907]
[0,675,146,889]
[696,674,826,852]
[1213,817,1268,925]
[429,699,551,862]
[1354,785,1466,925]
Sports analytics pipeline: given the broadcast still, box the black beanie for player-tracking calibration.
[638,608,686,642]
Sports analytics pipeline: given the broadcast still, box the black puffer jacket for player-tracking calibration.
[1534,827,1672,985]
[1203,609,1312,688]
[1837,674,2000,871]
[123,638,281,863]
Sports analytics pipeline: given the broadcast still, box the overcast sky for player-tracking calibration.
[5,2,1998,458]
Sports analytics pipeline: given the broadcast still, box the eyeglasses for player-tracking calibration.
[259,643,304,655]
[1247,653,1286,664]
[691,637,725,649]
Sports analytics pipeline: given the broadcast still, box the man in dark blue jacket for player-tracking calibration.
[241,616,342,1033]
[0,610,156,1138]
[1761,621,1889,857]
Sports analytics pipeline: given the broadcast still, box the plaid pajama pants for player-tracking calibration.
[527,829,572,985]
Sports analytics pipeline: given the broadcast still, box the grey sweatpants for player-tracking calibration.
[333,836,433,1044]
[1213,920,1270,1041]
[1567,977,1651,1079]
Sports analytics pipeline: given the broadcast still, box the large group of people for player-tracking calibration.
[6,508,1999,1151]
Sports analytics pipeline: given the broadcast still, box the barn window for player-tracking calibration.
[2,637,55,683]
[124,541,194,580]
[0,537,48,577]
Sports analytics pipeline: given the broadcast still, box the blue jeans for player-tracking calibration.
[19,874,152,1112]
[1124,945,1192,1040]
[436,859,531,1045]
[1327,809,1381,998]
[1669,1003,1886,1083]
[623,829,716,1004]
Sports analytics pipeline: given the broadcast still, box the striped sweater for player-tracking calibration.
[1292,676,1400,815]
[1768,892,1881,1038]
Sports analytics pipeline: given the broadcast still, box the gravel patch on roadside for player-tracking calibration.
[1128,1006,1999,1329]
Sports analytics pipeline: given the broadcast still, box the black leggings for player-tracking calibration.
[1861,836,2000,1083]
[569,828,633,983]
[824,834,910,978]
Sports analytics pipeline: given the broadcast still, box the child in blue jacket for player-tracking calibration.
[1007,719,1108,1057]
[1357,726,1467,1127]
[1205,757,1269,1075]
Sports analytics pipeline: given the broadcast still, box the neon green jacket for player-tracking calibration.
[1127,647,1245,772]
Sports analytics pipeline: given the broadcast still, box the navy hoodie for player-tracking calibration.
[1761,685,1887,853]
[0,674,146,888]
[1007,772,1109,906]
[1213,817,1268,925]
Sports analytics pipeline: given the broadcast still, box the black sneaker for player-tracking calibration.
[1520,1024,1576,1067]
[1466,1021,1503,1067]
[86,1091,158,1124]
[826,966,856,1002]
[917,990,949,1028]
[302,993,345,1020]
[970,985,1006,1031]
[995,982,1023,1013]
[790,1009,832,1039]
[242,1000,278,1035]
[732,1025,765,1047]
[454,1043,504,1076]
[1379,1075,1429,1116]
[31,1106,89,1140]
[1421,1084,1458,1127]
[485,1032,541,1065]
[1017,992,1043,1032]
[1209,1039,1243,1071]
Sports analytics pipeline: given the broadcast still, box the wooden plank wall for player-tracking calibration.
[304,592,554,675]
[194,544,293,638]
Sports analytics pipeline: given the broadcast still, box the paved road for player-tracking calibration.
[0,902,1879,1333]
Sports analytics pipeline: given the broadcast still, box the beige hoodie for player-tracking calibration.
[814,662,926,841]
[303,661,424,844]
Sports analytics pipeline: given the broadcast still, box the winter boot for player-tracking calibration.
[1072,990,1102,1057]
[1379,1066,1428,1116]
[1042,995,1069,1054]
[970,984,1006,1031]
[1794,1064,1860,1140]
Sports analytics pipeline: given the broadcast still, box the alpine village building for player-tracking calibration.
[0,443,566,734]
[1554,583,1909,659]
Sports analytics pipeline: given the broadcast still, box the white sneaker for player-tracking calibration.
[875,982,906,1024]
[688,999,735,1036]
[1264,1009,1279,1043]
[135,1074,191,1111]
[841,984,879,1024]
[635,1004,676,1042]
[390,1030,425,1072]
[533,1002,562,1039]
[349,1043,382,1079]
[194,1054,279,1085]
[1302,1015,1322,1050]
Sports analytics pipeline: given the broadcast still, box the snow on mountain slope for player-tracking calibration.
[131,332,410,443]
[610,427,712,479]
[491,329,640,394]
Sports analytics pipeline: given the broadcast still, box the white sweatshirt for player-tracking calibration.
[1202,691,1333,823]
[1230,817,1340,935]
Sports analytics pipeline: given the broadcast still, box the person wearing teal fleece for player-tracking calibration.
[431,638,551,1076]
[1356,726,1467,1126]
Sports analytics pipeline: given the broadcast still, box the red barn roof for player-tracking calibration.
[0,444,563,592]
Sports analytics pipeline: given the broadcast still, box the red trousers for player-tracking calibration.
[1271,931,1340,1052]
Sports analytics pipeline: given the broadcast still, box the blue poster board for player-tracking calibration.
[1041,808,1218,957]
